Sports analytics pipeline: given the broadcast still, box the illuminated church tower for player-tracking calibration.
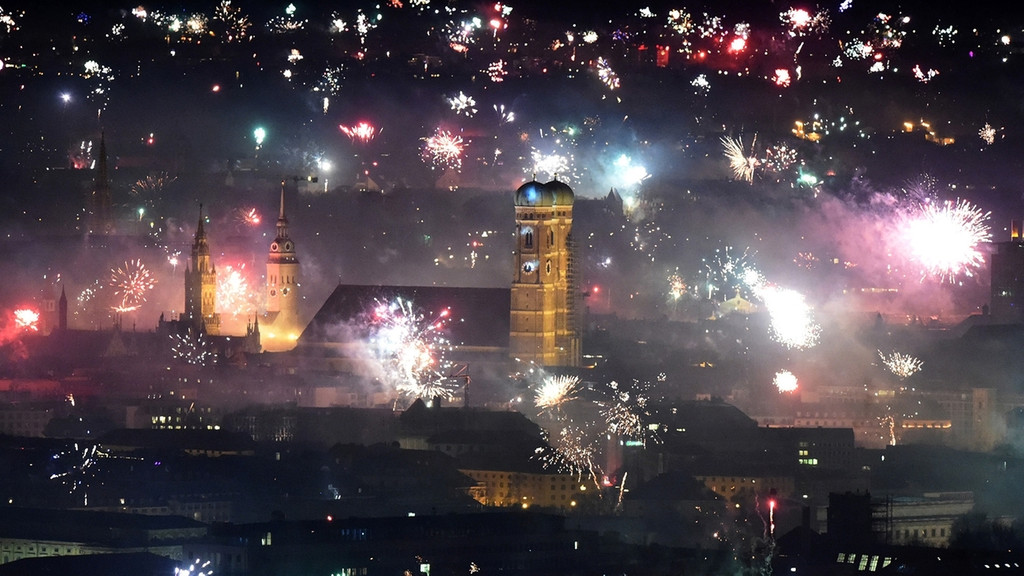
[510,177,581,367]
[184,206,220,335]
[262,183,302,351]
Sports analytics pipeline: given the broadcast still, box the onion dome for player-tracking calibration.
[545,178,575,206]
[514,179,554,207]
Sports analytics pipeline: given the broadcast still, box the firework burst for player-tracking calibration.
[903,198,991,282]
[48,442,106,505]
[235,207,261,227]
[878,350,923,380]
[13,309,39,332]
[171,330,210,365]
[130,172,176,197]
[722,135,758,183]
[594,57,620,90]
[216,264,259,317]
[667,273,687,301]
[110,259,156,313]
[367,298,457,401]
[448,91,477,117]
[340,121,377,144]
[699,245,756,300]
[773,370,798,393]
[420,129,464,171]
[599,379,653,443]
[753,282,820,349]
[535,424,600,477]
[533,374,581,416]
[175,559,214,576]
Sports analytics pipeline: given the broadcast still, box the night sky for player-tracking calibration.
[2,0,1024,349]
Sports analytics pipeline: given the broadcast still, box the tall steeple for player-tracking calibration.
[184,205,220,335]
[88,132,114,235]
[59,286,68,331]
[276,183,290,242]
[264,182,302,351]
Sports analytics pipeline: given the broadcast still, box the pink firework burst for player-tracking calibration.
[420,129,464,171]
[339,121,377,144]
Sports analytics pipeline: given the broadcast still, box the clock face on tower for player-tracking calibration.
[284,241,293,251]
[271,242,279,252]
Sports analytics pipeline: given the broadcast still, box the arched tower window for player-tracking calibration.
[524,231,534,248]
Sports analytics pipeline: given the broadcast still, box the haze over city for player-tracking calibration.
[4,1,1024,574]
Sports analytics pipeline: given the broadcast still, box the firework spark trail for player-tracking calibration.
[529,149,571,182]
[535,423,602,486]
[235,207,261,227]
[448,91,477,116]
[878,350,923,380]
[13,309,39,332]
[216,264,259,317]
[700,246,756,300]
[595,57,620,90]
[881,414,898,446]
[175,558,214,576]
[721,135,758,183]
[130,172,176,197]
[667,273,687,301]
[368,298,457,401]
[49,442,107,506]
[0,308,40,353]
[420,129,465,170]
[171,331,210,365]
[110,259,156,313]
[533,375,581,416]
[742,266,820,349]
[757,284,820,349]
[340,121,377,143]
[599,379,653,443]
[903,198,991,282]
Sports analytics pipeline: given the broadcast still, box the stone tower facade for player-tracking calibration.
[184,206,220,335]
[509,178,580,368]
[263,183,302,351]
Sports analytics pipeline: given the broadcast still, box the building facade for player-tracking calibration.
[262,184,302,351]
[510,178,581,368]
[184,207,220,335]
[990,220,1024,323]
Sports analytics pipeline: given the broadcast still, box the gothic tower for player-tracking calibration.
[509,177,581,367]
[184,206,220,335]
[263,182,301,351]
[87,132,114,236]
[58,286,68,331]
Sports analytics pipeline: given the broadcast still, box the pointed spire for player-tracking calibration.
[275,184,290,242]
[196,203,205,238]
[95,131,109,189]
[89,131,113,235]
[59,286,68,331]
[279,181,287,221]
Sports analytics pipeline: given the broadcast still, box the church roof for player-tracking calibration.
[299,284,511,348]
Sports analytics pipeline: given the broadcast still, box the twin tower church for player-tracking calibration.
[171,184,302,353]
[179,176,581,369]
